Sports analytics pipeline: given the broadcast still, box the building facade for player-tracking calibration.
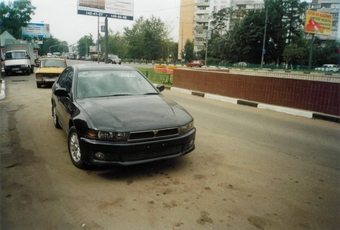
[178,0,339,59]
[178,0,195,59]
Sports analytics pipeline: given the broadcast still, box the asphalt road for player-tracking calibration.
[0,68,339,230]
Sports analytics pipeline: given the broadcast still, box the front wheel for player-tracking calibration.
[52,104,61,129]
[68,127,88,169]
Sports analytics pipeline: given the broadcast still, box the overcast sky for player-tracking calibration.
[22,0,181,45]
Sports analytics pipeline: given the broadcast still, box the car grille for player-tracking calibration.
[128,128,179,141]
[101,145,182,162]
[42,73,59,78]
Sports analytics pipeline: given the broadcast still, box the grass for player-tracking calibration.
[137,67,173,85]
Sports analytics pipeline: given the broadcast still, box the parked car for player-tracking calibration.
[109,55,121,64]
[234,62,249,67]
[35,57,67,88]
[186,60,204,67]
[314,64,339,72]
[51,64,196,169]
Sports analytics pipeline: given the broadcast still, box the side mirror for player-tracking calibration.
[156,84,165,92]
[54,87,69,97]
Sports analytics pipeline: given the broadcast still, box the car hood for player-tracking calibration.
[77,95,193,131]
[35,67,65,74]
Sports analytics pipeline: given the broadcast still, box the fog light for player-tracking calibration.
[95,152,105,159]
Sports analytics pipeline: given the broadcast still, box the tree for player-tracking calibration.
[312,39,340,67]
[0,1,36,38]
[123,16,169,60]
[78,34,94,56]
[283,43,307,68]
[183,39,194,61]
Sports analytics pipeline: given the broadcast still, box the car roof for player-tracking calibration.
[71,64,135,72]
[41,57,66,61]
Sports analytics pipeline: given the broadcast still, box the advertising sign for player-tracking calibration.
[77,0,134,20]
[304,10,332,35]
[22,23,51,38]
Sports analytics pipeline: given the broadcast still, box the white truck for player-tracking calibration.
[4,43,35,75]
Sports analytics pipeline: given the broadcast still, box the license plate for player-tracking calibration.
[44,78,56,82]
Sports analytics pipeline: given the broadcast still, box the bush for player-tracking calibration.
[155,64,166,68]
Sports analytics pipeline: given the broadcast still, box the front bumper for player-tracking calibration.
[79,128,196,166]
[5,66,28,73]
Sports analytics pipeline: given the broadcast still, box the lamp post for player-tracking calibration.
[260,4,268,69]
[49,45,59,54]
[180,17,190,61]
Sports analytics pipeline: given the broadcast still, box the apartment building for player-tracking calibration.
[178,0,265,58]
[178,0,195,59]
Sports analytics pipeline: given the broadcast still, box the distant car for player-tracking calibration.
[315,64,339,72]
[234,62,249,67]
[109,55,121,64]
[186,60,204,67]
[35,57,67,88]
[51,64,196,169]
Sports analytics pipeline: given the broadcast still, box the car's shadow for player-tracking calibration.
[86,157,192,181]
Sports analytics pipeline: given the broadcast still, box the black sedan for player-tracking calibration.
[51,64,196,169]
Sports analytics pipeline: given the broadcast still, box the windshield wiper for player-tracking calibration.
[105,94,132,97]
[143,92,159,95]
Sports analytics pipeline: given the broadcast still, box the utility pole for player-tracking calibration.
[261,4,268,69]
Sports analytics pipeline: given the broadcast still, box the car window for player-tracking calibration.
[58,67,73,91]
[76,70,157,98]
[41,59,66,68]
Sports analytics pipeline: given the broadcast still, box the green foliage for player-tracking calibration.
[283,43,307,64]
[184,39,194,61]
[312,39,340,66]
[123,16,169,60]
[0,1,36,38]
[77,34,94,56]
[137,68,173,85]
[208,0,310,65]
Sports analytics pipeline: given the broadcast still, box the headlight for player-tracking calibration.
[86,129,128,141]
[36,73,43,78]
[21,64,28,68]
[178,121,194,134]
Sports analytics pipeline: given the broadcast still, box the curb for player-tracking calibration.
[0,79,5,100]
[170,87,340,123]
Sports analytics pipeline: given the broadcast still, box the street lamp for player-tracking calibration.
[49,45,59,54]
[180,17,190,60]
[260,4,268,69]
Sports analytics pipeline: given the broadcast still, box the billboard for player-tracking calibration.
[304,10,332,35]
[77,0,134,20]
[22,23,51,38]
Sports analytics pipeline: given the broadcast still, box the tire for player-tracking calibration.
[68,127,88,169]
[26,68,30,75]
[36,82,41,88]
[52,104,61,129]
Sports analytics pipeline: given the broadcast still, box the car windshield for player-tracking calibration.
[5,51,27,59]
[76,70,158,98]
[41,59,66,68]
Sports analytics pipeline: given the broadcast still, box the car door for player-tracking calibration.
[54,67,74,131]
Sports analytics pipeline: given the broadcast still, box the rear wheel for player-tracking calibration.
[68,127,88,169]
